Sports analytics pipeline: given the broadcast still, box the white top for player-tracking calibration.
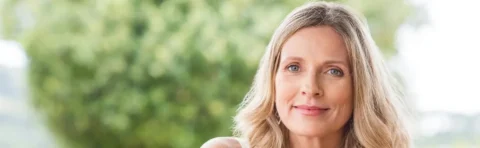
[234,137,250,148]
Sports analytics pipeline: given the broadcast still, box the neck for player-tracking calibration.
[288,130,343,148]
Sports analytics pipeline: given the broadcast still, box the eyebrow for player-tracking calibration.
[323,60,349,67]
[281,56,304,63]
[281,56,349,67]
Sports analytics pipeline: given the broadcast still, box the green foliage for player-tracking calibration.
[1,0,413,147]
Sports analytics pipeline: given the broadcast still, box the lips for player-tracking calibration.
[293,105,329,116]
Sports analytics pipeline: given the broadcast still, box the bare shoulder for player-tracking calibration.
[201,137,242,148]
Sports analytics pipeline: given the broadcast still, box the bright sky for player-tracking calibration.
[0,40,27,69]
[0,0,479,115]
[398,0,480,115]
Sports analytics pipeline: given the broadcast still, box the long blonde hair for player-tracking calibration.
[233,1,411,148]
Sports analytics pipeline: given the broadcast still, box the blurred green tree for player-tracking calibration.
[1,0,414,147]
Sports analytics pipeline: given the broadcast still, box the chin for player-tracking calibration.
[287,123,331,137]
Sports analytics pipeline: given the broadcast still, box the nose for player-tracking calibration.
[301,73,322,97]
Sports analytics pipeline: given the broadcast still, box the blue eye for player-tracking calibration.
[287,65,300,72]
[327,69,344,76]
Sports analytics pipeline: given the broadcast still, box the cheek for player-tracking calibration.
[324,79,353,117]
[325,77,353,103]
[274,74,298,113]
[329,87,352,105]
[274,74,296,100]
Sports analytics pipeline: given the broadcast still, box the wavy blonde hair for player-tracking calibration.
[233,1,411,148]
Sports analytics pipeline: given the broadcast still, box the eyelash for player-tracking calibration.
[327,68,344,77]
[286,64,300,72]
[284,64,344,77]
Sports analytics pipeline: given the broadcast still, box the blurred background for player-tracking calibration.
[0,0,479,147]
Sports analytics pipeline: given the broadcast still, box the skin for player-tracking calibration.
[201,137,242,148]
[275,26,353,148]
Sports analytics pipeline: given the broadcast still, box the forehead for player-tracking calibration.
[280,26,349,63]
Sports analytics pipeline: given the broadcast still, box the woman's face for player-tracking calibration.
[275,26,353,137]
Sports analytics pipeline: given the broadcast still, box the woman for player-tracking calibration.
[202,1,410,148]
